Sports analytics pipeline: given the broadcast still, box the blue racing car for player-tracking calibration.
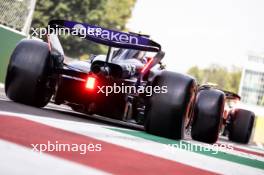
[5,20,255,144]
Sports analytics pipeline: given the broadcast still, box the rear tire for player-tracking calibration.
[228,109,255,144]
[5,39,53,107]
[191,89,225,143]
[145,71,195,140]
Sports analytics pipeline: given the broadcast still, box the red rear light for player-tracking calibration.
[86,76,96,90]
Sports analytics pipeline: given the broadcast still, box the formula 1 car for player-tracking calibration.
[5,20,255,144]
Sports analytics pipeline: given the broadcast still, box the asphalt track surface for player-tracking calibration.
[0,86,264,175]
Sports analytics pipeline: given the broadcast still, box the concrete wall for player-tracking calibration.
[0,25,25,83]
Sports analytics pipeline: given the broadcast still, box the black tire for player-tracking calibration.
[145,71,195,140]
[191,89,225,143]
[5,39,53,107]
[228,109,255,144]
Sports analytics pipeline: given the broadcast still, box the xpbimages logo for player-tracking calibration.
[31,141,102,155]
[96,83,168,96]
[163,141,234,154]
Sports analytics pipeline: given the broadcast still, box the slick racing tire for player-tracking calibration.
[145,71,195,140]
[5,39,53,107]
[191,89,225,144]
[228,109,255,144]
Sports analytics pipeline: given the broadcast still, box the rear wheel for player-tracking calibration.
[5,39,53,107]
[191,89,225,143]
[145,71,195,140]
[228,109,255,144]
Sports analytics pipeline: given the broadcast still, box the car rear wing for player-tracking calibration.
[48,20,161,52]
